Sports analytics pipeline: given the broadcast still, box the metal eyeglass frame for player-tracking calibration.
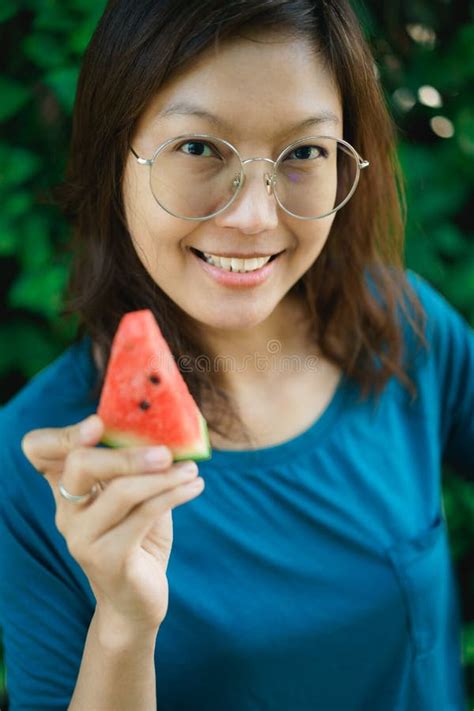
[130,133,370,222]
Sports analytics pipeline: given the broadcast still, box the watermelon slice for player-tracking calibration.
[97,309,211,461]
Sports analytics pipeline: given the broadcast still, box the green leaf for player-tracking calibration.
[456,107,474,159]
[447,25,474,81]
[69,5,105,54]
[2,192,33,219]
[8,262,69,319]
[0,321,60,378]
[68,24,96,54]
[43,66,79,112]
[17,215,53,270]
[462,622,474,666]
[69,0,106,11]
[405,233,447,284]
[0,0,18,23]
[442,256,474,316]
[0,76,30,122]
[432,224,468,258]
[400,143,470,221]
[0,224,17,255]
[0,145,41,190]
[32,4,77,33]
[22,33,66,69]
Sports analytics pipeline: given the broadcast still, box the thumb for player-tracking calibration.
[21,414,104,476]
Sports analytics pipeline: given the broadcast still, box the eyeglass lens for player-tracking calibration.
[149,136,359,220]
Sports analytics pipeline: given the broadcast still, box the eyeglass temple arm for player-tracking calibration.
[130,146,153,166]
[339,143,369,169]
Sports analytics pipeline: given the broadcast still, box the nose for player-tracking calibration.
[213,157,279,234]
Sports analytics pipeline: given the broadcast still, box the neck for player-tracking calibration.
[194,293,317,393]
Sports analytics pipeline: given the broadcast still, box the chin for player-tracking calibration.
[191,304,273,331]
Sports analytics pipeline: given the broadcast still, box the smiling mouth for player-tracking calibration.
[190,247,284,273]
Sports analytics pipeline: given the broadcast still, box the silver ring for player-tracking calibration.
[58,479,102,504]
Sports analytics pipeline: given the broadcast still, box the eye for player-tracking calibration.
[285,145,328,161]
[177,140,220,158]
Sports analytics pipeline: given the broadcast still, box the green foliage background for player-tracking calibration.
[0,1,473,708]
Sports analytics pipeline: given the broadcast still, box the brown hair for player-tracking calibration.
[55,0,428,444]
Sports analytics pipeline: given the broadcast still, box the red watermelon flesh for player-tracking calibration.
[97,309,211,461]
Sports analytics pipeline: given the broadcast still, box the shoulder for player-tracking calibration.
[404,268,467,323]
[403,270,474,465]
[363,266,473,413]
[367,264,472,335]
[366,266,474,373]
[402,268,474,365]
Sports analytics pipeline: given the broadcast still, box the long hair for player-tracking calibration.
[54,0,428,443]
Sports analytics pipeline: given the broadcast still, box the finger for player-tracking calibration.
[79,462,199,542]
[95,476,205,555]
[21,415,104,474]
[59,444,174,500]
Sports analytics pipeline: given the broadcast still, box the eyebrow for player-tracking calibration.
[155,101,340,137]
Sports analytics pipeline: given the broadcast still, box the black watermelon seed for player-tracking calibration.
[149,374,161,384]
[139,400,151,410]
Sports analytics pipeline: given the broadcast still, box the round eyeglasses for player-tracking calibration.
[130,133,369,221]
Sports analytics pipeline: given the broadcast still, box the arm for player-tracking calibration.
[0,411,203,709]
[406,270,474,479]
[69,606,158,711]
[0,433,161,710]
[0,486,161,711]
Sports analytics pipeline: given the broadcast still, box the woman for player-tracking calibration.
[0,1,472,709]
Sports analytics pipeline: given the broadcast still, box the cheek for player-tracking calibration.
[296,217,335,263]
[130,221,189,282]
[123,165,190,268]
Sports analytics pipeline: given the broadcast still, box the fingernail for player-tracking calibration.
[143,446,170,468]
[79,416,101,442]
[180,461,198,475]
[189,477,204,491]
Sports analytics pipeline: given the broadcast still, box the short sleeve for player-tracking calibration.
[0,418,95,710]
[406,269,474,479]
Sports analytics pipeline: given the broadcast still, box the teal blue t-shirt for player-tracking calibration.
[0,269,473,710]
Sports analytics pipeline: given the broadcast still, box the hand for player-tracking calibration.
[21,414,205,632]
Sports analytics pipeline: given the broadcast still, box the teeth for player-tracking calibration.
[202,252,273,272]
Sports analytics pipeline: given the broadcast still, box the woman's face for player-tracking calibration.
[123,32,342,333]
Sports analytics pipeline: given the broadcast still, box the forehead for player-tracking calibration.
[140,33,342,142]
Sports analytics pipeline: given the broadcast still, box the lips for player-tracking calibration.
[189,245,284,287]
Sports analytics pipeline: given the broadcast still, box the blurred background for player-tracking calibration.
[0,0,473,708]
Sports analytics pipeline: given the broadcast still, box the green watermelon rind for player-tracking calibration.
[100,412,212,462]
